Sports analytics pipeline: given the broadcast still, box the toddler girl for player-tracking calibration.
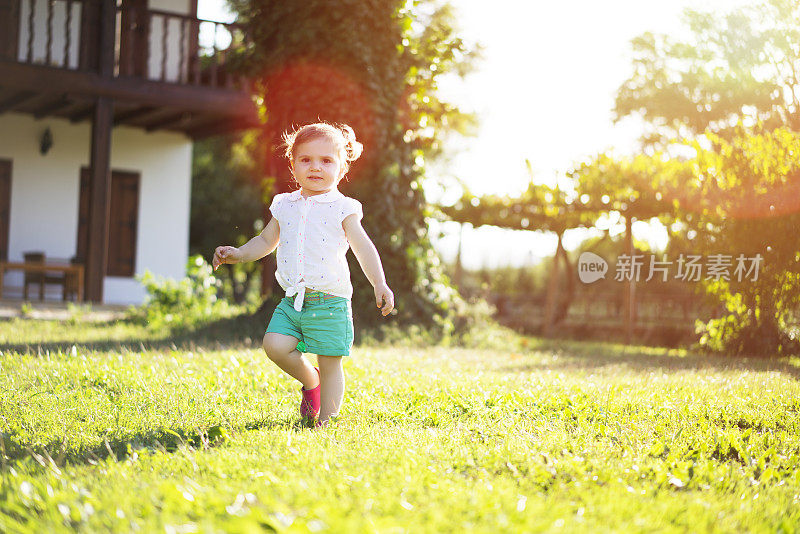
[212,122,394,427]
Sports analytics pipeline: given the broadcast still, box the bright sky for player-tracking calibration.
[199,0,747,269]
[425,0,749,269]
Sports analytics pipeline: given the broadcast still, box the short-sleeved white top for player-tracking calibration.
[269,188,363,311]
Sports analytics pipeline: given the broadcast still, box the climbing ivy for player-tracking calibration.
[227,0,478,334]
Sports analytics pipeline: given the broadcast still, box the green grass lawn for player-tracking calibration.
[1,316,799,532]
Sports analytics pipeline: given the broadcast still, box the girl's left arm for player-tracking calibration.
[343,214,395,317]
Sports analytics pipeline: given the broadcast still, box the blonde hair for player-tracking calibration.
[282,122,363,177]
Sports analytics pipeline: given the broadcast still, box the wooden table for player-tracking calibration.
[0,261,85,301]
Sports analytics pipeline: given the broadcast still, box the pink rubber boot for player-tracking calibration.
[300,367,321,420]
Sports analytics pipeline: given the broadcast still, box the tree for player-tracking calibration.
[190,131,269,304]
[225,0,478,334]
[614,0,800,355]
[680,126,800,356]
[615,0,800,146]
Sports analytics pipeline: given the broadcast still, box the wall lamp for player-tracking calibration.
[40,127,53,155]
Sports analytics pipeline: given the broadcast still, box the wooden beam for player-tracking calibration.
[145,111,192,132]
[188,117,260,139]
[69,104,95,123]
[181,113,225,131]
[32,94,72,119]
[0,91,38,114]
[187,120,237,139]
[0,61,256,119]
[113,106,161,126]
[84,96,113,303]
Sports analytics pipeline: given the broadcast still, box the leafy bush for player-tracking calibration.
[127,255,235,330]
[685,127,800,357]
[696,278,800,357]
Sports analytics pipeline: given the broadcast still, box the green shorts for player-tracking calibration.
[265,291,354,356]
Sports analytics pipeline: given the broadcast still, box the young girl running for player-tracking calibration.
[212,122,394,427]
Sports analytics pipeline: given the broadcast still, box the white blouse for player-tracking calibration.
[269,188,363,311]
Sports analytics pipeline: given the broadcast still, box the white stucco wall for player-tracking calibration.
[153,0,191,14]
[0,112,192,305]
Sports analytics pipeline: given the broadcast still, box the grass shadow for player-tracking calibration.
[0,309,273,355]
[501,336,800,380]
[0,415,315,471]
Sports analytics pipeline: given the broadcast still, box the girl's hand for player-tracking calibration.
[374,283,394,317]
[212,246,242,271]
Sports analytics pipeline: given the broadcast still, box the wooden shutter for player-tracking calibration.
[0,159,11,261]
[0,0,19,61]
[77,168,139,277]
[107,171,139,276]
[77,168,90,264]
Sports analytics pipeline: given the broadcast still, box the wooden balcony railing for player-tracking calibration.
[115,5,248,88]
[5,0,248,90]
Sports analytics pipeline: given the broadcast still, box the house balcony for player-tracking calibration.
[0,0,258,138]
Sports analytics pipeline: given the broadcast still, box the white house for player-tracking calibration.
[0,0,256,304]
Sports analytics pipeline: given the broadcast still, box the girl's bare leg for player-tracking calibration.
[262,333,319,390]
[317,355,344,424]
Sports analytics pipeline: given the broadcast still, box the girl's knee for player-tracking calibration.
[317,354,343,370]
[262,333,297,362]
[262,334,283,361]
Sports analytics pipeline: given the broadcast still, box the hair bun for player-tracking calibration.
[340,124,364,162]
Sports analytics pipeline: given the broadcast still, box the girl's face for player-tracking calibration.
[291,137,345,197]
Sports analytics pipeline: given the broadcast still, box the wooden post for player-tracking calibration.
[454,223,464,288]
[84,0,115,302]
[554,235,574,324]
[85,97,113,302]
[543,232,563,337]
[78,0,99,71]
[97,0,115,77]
[623,214,636,344]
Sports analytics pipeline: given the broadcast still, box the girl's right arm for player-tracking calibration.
[212,217,280,271]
